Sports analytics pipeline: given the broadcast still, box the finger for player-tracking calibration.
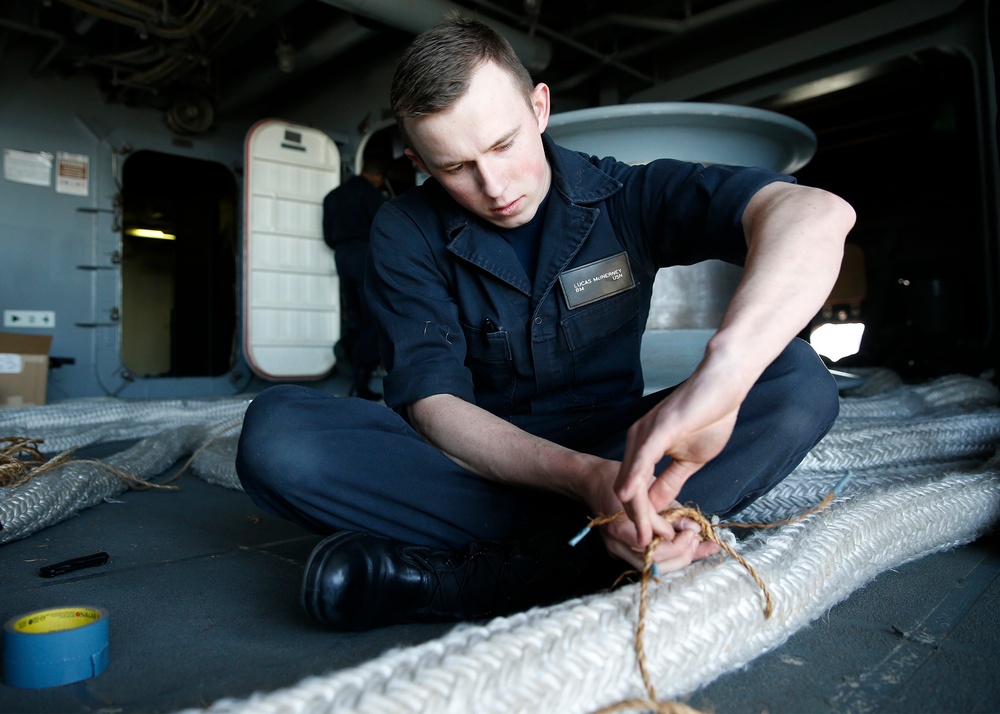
[614,429,652,504]
[647,508,677,541]
[674,516,703,534]
[615,411,673,502]
[693,541,721,560]
[651,527,699,558]
[601,533,645,570]
[622,485,653,546]
[652,553,695,574]
[649,533,700,573]
[648,461,699,511]
[616,468,670,547]
[626,485,681,547]
[656,537,722,572]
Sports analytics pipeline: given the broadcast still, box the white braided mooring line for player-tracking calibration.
[0,415,247,544]
[0,396,251,453]
[0,423,239,544]
[837,373,999,420]
[181,462,1000,714]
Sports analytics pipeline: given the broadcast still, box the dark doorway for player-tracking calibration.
[120,150,237,377]
[762,48,993,379]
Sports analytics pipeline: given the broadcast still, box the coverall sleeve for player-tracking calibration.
[365,202,476,412]
[605,158,796,275]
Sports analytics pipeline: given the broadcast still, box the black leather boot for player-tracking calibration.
[300,530,618,630]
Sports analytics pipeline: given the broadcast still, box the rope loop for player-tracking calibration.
[585,487,840,714]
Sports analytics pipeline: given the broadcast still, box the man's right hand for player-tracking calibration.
[407,394,719,572]
[582,459,720,571]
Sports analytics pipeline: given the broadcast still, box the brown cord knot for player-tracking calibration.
[585,488,840,714]
[1,437,76,489]
[0,435,179,491]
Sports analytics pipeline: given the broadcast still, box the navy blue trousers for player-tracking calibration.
[236,338,838,550]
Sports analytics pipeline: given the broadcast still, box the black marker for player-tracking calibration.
[39,551,110,578]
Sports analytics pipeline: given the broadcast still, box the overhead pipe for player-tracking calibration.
[218,16,377,113]
[0,17,67,76]
[317,0,552,73]
[219,0,552,114]
[56,0,226,41]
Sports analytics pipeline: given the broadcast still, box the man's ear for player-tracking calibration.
[531,82,551,133]
[404,147,430,176]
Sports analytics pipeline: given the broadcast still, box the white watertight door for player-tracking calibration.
[243,120,340,379]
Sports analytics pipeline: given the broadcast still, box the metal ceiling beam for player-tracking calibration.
[317,0,553,72]
[629,0,966,103]
[566,0,786,38]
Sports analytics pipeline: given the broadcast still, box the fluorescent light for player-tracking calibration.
[126,228,176,240]
[810,322,865,362]
[773,66,881,106]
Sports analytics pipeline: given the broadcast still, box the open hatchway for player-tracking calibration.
[120,121,400,389]
[120,150,238,380]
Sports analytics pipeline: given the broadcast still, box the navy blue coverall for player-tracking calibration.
[237,134,839,551]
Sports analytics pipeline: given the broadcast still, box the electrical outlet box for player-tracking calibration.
[3,310,56,328]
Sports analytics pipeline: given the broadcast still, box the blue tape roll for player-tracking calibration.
[3,607,109,689]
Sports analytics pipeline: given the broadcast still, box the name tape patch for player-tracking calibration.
[558,252,635,309]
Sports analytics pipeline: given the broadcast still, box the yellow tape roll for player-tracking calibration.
[3,607,109,688]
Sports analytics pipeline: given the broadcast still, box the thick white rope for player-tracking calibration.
[166,373,998,714]
[733,409,1000,524]
[0,396,251,454]
[0,424,221,544]
[185,463,999,714]
[0,402,248,543]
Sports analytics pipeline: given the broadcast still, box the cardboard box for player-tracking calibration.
[0,332,53,408]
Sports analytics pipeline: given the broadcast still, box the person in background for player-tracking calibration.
[237,16,856,631]
[322,157,388,400]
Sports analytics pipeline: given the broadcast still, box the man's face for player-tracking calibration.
[403,61,552,229]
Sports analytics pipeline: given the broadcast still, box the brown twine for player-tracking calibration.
[1,437,75,489]
[150,417,243,488]
[0,435,182,491]
[587,489,837,714]
[0,418,243,493]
